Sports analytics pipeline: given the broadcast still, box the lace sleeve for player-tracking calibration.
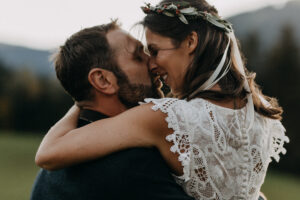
[267,119,289,162]
[144,98,194,181]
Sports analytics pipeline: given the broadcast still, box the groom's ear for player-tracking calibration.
[88,68,119,95]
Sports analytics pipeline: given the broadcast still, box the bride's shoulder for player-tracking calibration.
[143,97,183,105]
[122,98,189,122]
[140,98,205,121]
[141,97,188,112]
[142,97,202,110]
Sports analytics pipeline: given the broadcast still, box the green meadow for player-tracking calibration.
[0,132,299,200]
[0,132,42,200]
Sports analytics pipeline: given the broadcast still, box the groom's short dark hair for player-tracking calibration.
[53,21,121,101]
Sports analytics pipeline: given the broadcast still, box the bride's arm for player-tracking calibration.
[35,103,175,171]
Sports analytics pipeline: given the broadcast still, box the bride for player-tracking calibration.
[36,0,288,199]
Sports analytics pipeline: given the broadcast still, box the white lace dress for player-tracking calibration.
[144,97,289,200]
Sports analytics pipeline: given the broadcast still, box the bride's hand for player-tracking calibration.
[52,104,80,132]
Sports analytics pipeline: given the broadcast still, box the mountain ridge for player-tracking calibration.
[228,0,300,51]
[0,0,299,76]
[0,43,54,76]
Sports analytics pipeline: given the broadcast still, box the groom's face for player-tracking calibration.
[107,29,161,107]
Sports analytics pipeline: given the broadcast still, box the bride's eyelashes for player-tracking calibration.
[145,45,178,58]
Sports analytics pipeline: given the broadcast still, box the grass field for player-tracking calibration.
[0,132,42,200]
[0,132,299,200]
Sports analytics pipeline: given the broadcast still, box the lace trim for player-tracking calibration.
[142,98,289,200]
[204,100,251,198]
[268,119,289,162]
[144,98,192,181]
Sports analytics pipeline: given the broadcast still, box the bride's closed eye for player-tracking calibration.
[145,45,179,58]
[147,46,158,57]
[144,45,158,57]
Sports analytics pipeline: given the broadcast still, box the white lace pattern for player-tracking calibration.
[144,97,289,200]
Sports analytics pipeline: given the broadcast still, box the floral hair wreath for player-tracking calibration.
[141,1,233,33]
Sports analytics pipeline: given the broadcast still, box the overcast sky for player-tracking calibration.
[0,0,289,50]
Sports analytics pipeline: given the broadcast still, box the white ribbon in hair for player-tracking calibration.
[189,39,231,96]
[229,31,254,132]
[189,32,254,132]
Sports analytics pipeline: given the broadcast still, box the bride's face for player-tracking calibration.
[145,28,195,94]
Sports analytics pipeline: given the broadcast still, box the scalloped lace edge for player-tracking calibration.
[269,119,289,162]
[144,98,191,181]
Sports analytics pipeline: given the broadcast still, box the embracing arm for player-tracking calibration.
[35,103,180,172]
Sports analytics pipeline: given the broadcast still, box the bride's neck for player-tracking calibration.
[206,84,246,110]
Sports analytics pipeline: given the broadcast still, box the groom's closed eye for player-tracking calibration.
[133,44,147,62]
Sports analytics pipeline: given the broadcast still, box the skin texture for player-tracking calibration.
[107,29,152,86]
[145,28,198,94]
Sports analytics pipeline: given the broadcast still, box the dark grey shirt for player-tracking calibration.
[30,109,194,200]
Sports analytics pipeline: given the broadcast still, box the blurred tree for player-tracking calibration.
[241,31,262,73]
[9,71,73,132]
[0,61,13,128]
[0,61,11,95]
[263,24,300,174]
[0,61,73,132]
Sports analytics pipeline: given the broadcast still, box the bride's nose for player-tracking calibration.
[148,57,158,73]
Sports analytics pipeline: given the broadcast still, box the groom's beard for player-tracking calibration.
[117,78,162,108]
[112,64,163,108]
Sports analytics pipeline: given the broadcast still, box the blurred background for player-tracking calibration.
[0,0,299,199]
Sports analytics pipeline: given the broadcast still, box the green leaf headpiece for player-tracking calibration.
[141,1,233,33]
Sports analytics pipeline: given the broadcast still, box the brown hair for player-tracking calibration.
[53,21,124,101]
[141,0,282,119]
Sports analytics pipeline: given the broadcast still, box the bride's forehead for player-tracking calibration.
[145,29,173,46]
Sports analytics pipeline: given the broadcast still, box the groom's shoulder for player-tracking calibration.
[80,147,165,172]
[30,148,163,198]
[48,147,167,179]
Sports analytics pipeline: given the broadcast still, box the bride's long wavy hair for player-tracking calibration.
[141,0,282,120]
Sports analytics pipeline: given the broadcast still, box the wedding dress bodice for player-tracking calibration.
[144,98,289,200]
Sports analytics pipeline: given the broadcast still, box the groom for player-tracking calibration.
[30,21,194,200]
